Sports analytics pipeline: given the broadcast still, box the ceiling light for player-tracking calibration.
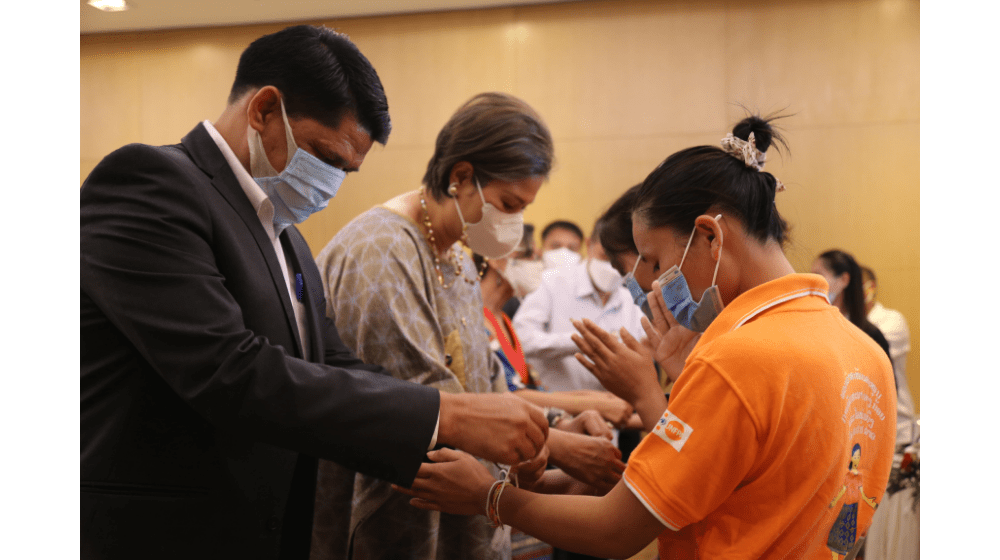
[87,0,129,12]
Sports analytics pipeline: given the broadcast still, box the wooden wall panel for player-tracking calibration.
[80,0,920,412]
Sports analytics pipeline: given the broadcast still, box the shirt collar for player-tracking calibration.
[574,261,597,299]
[701,273,830,341]
[202,120,277,240]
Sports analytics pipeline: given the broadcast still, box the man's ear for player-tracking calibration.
[246,86,282,133]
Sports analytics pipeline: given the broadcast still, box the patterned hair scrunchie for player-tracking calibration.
[720,132,785,192]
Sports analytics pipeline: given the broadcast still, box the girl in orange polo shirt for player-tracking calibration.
[395,115,896,560]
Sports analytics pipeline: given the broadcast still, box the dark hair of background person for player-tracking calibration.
[818,249,892,361]
[541,220,585,244]
[510,223,536,259]
[633,113,791,246]
[817,250,871,327]
[228,24,392,144]
[595,184,642,269]
[423,92,554,200]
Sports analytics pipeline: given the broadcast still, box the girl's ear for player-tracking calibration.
[694,213,725,260]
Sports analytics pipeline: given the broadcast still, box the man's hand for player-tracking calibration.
[555,409,614,440]
[436,392,548,465]
[546,429,625,495]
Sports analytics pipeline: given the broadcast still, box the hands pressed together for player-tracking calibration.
[570,279,701,430]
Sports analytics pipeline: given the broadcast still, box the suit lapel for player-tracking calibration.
[281,229,322,363]
[180,123,303,358]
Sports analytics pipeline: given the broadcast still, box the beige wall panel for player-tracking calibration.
[777,124,918,273]
[725,0,919,126]
[325,9,520,150]
[80,44,142,163]
[514,1,730,141]
[134,34,245,147]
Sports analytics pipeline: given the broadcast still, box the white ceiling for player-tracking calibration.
[80,0,580,34]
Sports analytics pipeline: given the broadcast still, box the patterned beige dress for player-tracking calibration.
[310,206,510,560]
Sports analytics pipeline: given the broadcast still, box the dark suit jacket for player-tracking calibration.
[80,123,440,560]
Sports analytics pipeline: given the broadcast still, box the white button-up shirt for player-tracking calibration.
[868,301,916,445]
[513,260,646,392]
[202,120,310,358]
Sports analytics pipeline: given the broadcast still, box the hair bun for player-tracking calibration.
[732,116,773,153]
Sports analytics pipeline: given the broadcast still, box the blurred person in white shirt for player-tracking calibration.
[514,223,645,394]
[861,265,916,446]
[540,220,585,270]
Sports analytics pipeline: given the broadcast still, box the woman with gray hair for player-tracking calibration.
[312,92,624,560]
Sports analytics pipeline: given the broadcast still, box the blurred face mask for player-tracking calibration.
[504,258,543,298]
[625,258,653,321]
[587,258,624,294]
[248,98,345,236]
[656,215,725,333]
[542,247,581,269]
[454,178,524,259]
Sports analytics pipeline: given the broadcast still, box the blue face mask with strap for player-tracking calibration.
[624,257,653,321]
[247,98,346,236]
[656,215,725,333]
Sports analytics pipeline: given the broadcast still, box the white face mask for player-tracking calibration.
[587,258,624,294]
[453,179,524,259]
[503,258,544,297]
[542,247,582,269]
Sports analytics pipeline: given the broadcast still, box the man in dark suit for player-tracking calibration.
[80,25,548,560]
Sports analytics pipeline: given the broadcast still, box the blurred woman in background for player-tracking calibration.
[812,249,891,361]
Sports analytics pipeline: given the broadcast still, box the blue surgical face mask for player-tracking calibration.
[248,99,346,236]
[656,215,725,333]
[624,258,653,321]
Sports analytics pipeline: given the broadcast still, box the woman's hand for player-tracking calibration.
[589,393,635,428]
[571,318,659,407]
[547,430,626,495]
[393,448,495,516]
[555,409,615,440]
[642,280,701,383]
[511,444,550,490]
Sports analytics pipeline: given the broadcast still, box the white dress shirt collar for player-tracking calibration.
[201,120,278,241]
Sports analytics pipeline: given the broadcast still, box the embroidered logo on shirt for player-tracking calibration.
[653,410,693,452]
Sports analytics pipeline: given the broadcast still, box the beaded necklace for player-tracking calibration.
[419,189,486,289]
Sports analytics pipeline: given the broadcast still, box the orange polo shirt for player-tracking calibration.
[623,274,896,559]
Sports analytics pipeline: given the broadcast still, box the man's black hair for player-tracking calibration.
[541,220,584,243]
[229,25,391,144]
